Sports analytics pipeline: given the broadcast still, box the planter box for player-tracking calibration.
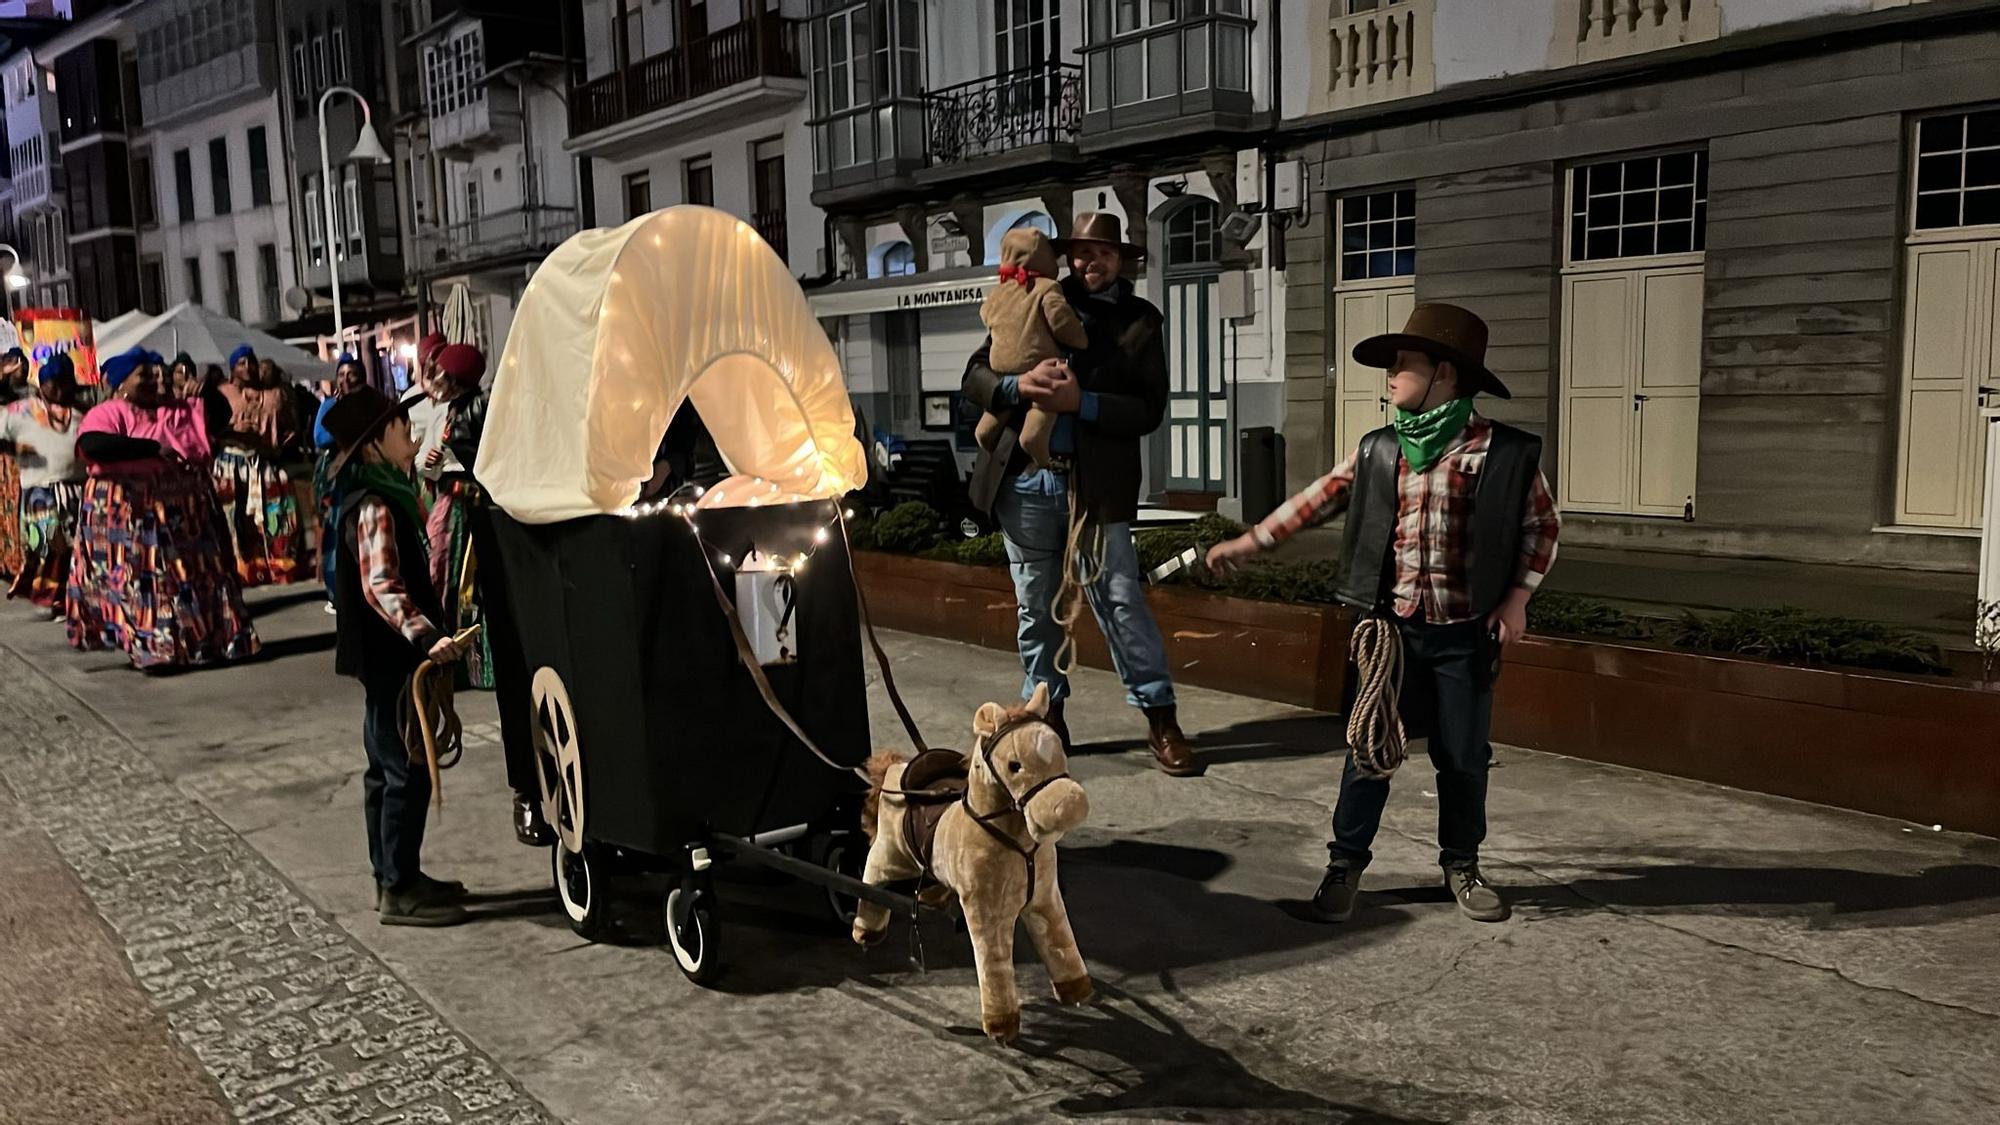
[855,551,2000,837]
[853,551,1348,711]
[1494,636,2000,837]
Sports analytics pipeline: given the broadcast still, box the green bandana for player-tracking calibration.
[1393,396,1475,472]
[341,459,426,530]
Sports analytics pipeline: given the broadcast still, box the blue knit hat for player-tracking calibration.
[36,351,73,385]
[229,344,257,369]
[143,349,165,367]
[101,347,149,390]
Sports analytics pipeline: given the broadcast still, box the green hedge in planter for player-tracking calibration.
[856,502,1950,677]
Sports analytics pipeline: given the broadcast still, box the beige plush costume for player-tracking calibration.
[853,684,1093,1044]
[977,229,1090,469]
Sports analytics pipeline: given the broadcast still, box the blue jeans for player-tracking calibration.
[994,472,1174,711]
[362,675,431,891]
[1330,617,1496,871]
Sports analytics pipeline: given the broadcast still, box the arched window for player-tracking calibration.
[1009,211,1056,238]
[869,240,917,278]
[1164,199,1220,269]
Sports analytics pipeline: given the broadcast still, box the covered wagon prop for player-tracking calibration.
[477,205,912,981]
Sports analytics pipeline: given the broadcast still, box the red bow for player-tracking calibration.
[997,263,1039,289]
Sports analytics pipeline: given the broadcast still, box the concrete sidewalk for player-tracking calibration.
[1,585,1997,1124]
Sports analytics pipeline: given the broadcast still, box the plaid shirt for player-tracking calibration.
[1252,416,1561,624]
[354,497,441,647]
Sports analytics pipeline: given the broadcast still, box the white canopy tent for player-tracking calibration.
[479,206,868,524]
[93,302,336,383]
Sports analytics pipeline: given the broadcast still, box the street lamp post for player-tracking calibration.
[0,242,29,321]
[317,85,393,356]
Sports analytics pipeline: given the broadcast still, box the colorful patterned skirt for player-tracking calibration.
[213,446,304,587]
[9,480,81,608]
[0,451,22,579]
[423,476,494,690]
[66,466,261,669]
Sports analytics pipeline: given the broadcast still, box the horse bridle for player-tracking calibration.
[962,716,1069,905]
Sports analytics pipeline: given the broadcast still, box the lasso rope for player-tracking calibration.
[401,624,483,810]
[1050,482,1102,677]
[1345,617,1407,779]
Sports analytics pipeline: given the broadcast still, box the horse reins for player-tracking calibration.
[961,716,1068,905]
[400,624,485,810]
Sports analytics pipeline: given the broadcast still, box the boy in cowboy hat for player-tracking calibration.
[1207,303,1560,924]
[961,211,1198,777]
[322,386,471,927]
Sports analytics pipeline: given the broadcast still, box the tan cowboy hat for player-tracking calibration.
[1053,211,1146,262]
[1352,303,1512,400]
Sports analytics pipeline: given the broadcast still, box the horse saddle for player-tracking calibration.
[897,748,969,876]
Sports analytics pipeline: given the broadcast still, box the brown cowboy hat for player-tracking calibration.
[1053,211,1146,262]
[323,385,413,476]
[1352,303,1511,400]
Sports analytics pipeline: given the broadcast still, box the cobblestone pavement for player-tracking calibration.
[5,586,2000,1124]
[0,649,554,1125]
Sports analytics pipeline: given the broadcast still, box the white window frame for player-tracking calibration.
[290,34,307,100]
[331,25,348,83]
[305,182,323,254]
[1563,149,1709,276]
[311,33,327,90]
[1335,187,1417,287]
[343,169,363,258]
[1908,107,2000,246]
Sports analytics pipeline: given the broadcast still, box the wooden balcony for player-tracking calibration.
[569,15,804,153]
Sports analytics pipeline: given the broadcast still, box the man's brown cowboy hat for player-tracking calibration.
[323,385,413,476]
[1352,302,1511,400]
[1053,211,1146,262]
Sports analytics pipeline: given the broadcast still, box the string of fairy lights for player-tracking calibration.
[618,479,857,575]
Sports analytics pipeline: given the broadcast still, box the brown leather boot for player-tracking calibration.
[1143,706,1201,777]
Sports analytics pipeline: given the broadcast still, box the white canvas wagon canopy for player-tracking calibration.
[478,206,868,524]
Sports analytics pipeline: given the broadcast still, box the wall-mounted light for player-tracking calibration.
[1156,177,1189,199]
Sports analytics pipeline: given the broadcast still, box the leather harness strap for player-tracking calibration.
[961,716,1068,905]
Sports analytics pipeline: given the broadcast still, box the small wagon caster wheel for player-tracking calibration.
[813,833,862,927]
[664,875,723,986]
[552,838,611,942]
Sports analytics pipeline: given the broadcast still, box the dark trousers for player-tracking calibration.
[469,502,538,799]
[1331,616,1497,871]
[362,674,430,891]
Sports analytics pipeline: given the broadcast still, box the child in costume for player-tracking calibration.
[1207,303,1560,926]
[323,385,470,927]
[974,228,1090,469]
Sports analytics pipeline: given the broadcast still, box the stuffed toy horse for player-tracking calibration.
[854,683,1092,1043]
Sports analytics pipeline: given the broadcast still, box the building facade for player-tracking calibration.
[130,0,302,328]
[799,0,1283,512]
[400,0,578,352]
[50,12,142,319]
[1277,0,2000,574]
[4,37,69,307]
[280,0,410,353]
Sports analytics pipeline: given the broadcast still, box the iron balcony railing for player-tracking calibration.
[752,208,788,263]
[572,14,803,137]
[413,205,579,269]
[923,62,1082,167]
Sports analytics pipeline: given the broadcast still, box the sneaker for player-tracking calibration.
[379,884,469,927]
[1444,865,1509,923]
[1309,863,1361,922]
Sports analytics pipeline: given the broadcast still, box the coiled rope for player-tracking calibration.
[1345,617,1407,779]
[401,624,484,810]
[1051,481,1103,677]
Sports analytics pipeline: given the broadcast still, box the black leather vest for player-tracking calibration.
[1335,421,1544,619]
[333,487,444,684]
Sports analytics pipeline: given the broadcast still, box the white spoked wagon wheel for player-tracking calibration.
[534,668,607,940]
[664,875,722,985]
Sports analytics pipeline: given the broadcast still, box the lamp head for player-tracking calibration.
[346,121,392,165]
